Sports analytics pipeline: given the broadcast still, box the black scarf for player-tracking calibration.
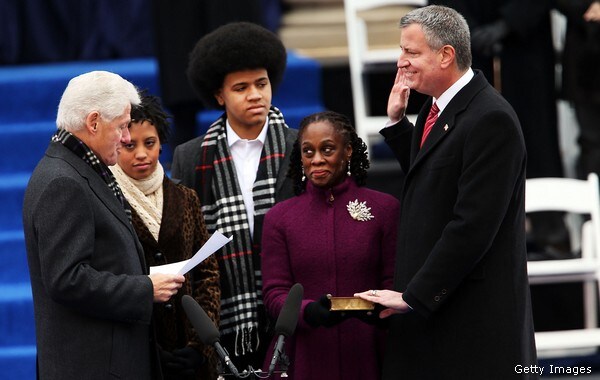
[52,128,132,221]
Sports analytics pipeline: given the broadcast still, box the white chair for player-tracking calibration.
[343,0,425,148]
[526,173,600,358]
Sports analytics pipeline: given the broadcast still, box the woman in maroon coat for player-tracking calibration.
[261,111,400,379]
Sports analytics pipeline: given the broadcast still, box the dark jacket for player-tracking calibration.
[170,119,298,237]
[380,71,537,379]
[23,142,159,379]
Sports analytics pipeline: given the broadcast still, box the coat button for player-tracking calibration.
[164,303,173,311]
[154,252,164,261]
[441,289,447,295]
[434,296,441,302]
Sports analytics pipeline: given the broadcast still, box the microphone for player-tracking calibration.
[181,295,240,378]
[268,283,304,375]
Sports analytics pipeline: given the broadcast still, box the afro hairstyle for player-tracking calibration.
[186,21,287,109]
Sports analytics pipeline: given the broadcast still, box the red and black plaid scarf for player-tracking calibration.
[194,106,288,355]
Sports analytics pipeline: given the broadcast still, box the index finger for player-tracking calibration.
[393,68,403,86]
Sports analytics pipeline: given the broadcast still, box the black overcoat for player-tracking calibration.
[23,142,158,379]
[380,71,538,379]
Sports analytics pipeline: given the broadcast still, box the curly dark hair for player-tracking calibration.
[187,21,287,109]
[130,90,171,144]
[288,111,370,195]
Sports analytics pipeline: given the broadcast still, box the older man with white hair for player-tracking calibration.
[23,71,185,379]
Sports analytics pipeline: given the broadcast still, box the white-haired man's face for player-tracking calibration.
[90,105,132,166]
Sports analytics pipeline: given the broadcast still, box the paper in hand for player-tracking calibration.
[149,231,232,275]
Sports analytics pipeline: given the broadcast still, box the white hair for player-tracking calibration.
[56,71,141,132]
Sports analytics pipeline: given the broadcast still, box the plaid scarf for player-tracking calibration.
[195,106,288,355]
[52,128,132,222]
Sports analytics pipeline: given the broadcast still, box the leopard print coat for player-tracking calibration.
[131,176,220,379]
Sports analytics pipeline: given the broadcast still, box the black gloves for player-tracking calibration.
[471,20,510,57]
[160,346,205,378]
[304,294,345,328]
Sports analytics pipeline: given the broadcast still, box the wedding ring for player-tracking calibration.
[370,289,378,296]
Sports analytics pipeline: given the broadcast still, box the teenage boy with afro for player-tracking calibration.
[171,22,297,373]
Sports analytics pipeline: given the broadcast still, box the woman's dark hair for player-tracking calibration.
[288,111,370,195]
[187,21,287,109]
[130,90,171,144]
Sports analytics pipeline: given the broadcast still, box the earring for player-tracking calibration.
[301,167,306,182]
[347,159,351,176]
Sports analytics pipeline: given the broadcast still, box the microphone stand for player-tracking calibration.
[275,351,291,377]
[216,354,291,379]
[187,281,303,379]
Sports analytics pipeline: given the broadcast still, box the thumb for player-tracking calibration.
[318,294,332,308]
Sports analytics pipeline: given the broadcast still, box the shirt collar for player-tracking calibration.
[226,117,269,147]
[432,68,474,114]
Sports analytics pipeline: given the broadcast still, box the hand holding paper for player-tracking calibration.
[150,231,232,275]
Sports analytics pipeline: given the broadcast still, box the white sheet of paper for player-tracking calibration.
[149,231,232,275]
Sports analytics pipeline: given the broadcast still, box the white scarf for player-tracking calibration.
[110,163,164,241]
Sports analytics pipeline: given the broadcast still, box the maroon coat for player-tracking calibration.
[261,178,399,379]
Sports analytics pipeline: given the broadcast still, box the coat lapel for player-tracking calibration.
[48,143,147,271]
[275,127,296,195]
[409,71,488,173]
[157,177,184,244]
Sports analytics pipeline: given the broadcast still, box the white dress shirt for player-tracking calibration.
[226,119,269,238]
[431,68,474,115]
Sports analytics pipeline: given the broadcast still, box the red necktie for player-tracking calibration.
[420,102,439,147]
